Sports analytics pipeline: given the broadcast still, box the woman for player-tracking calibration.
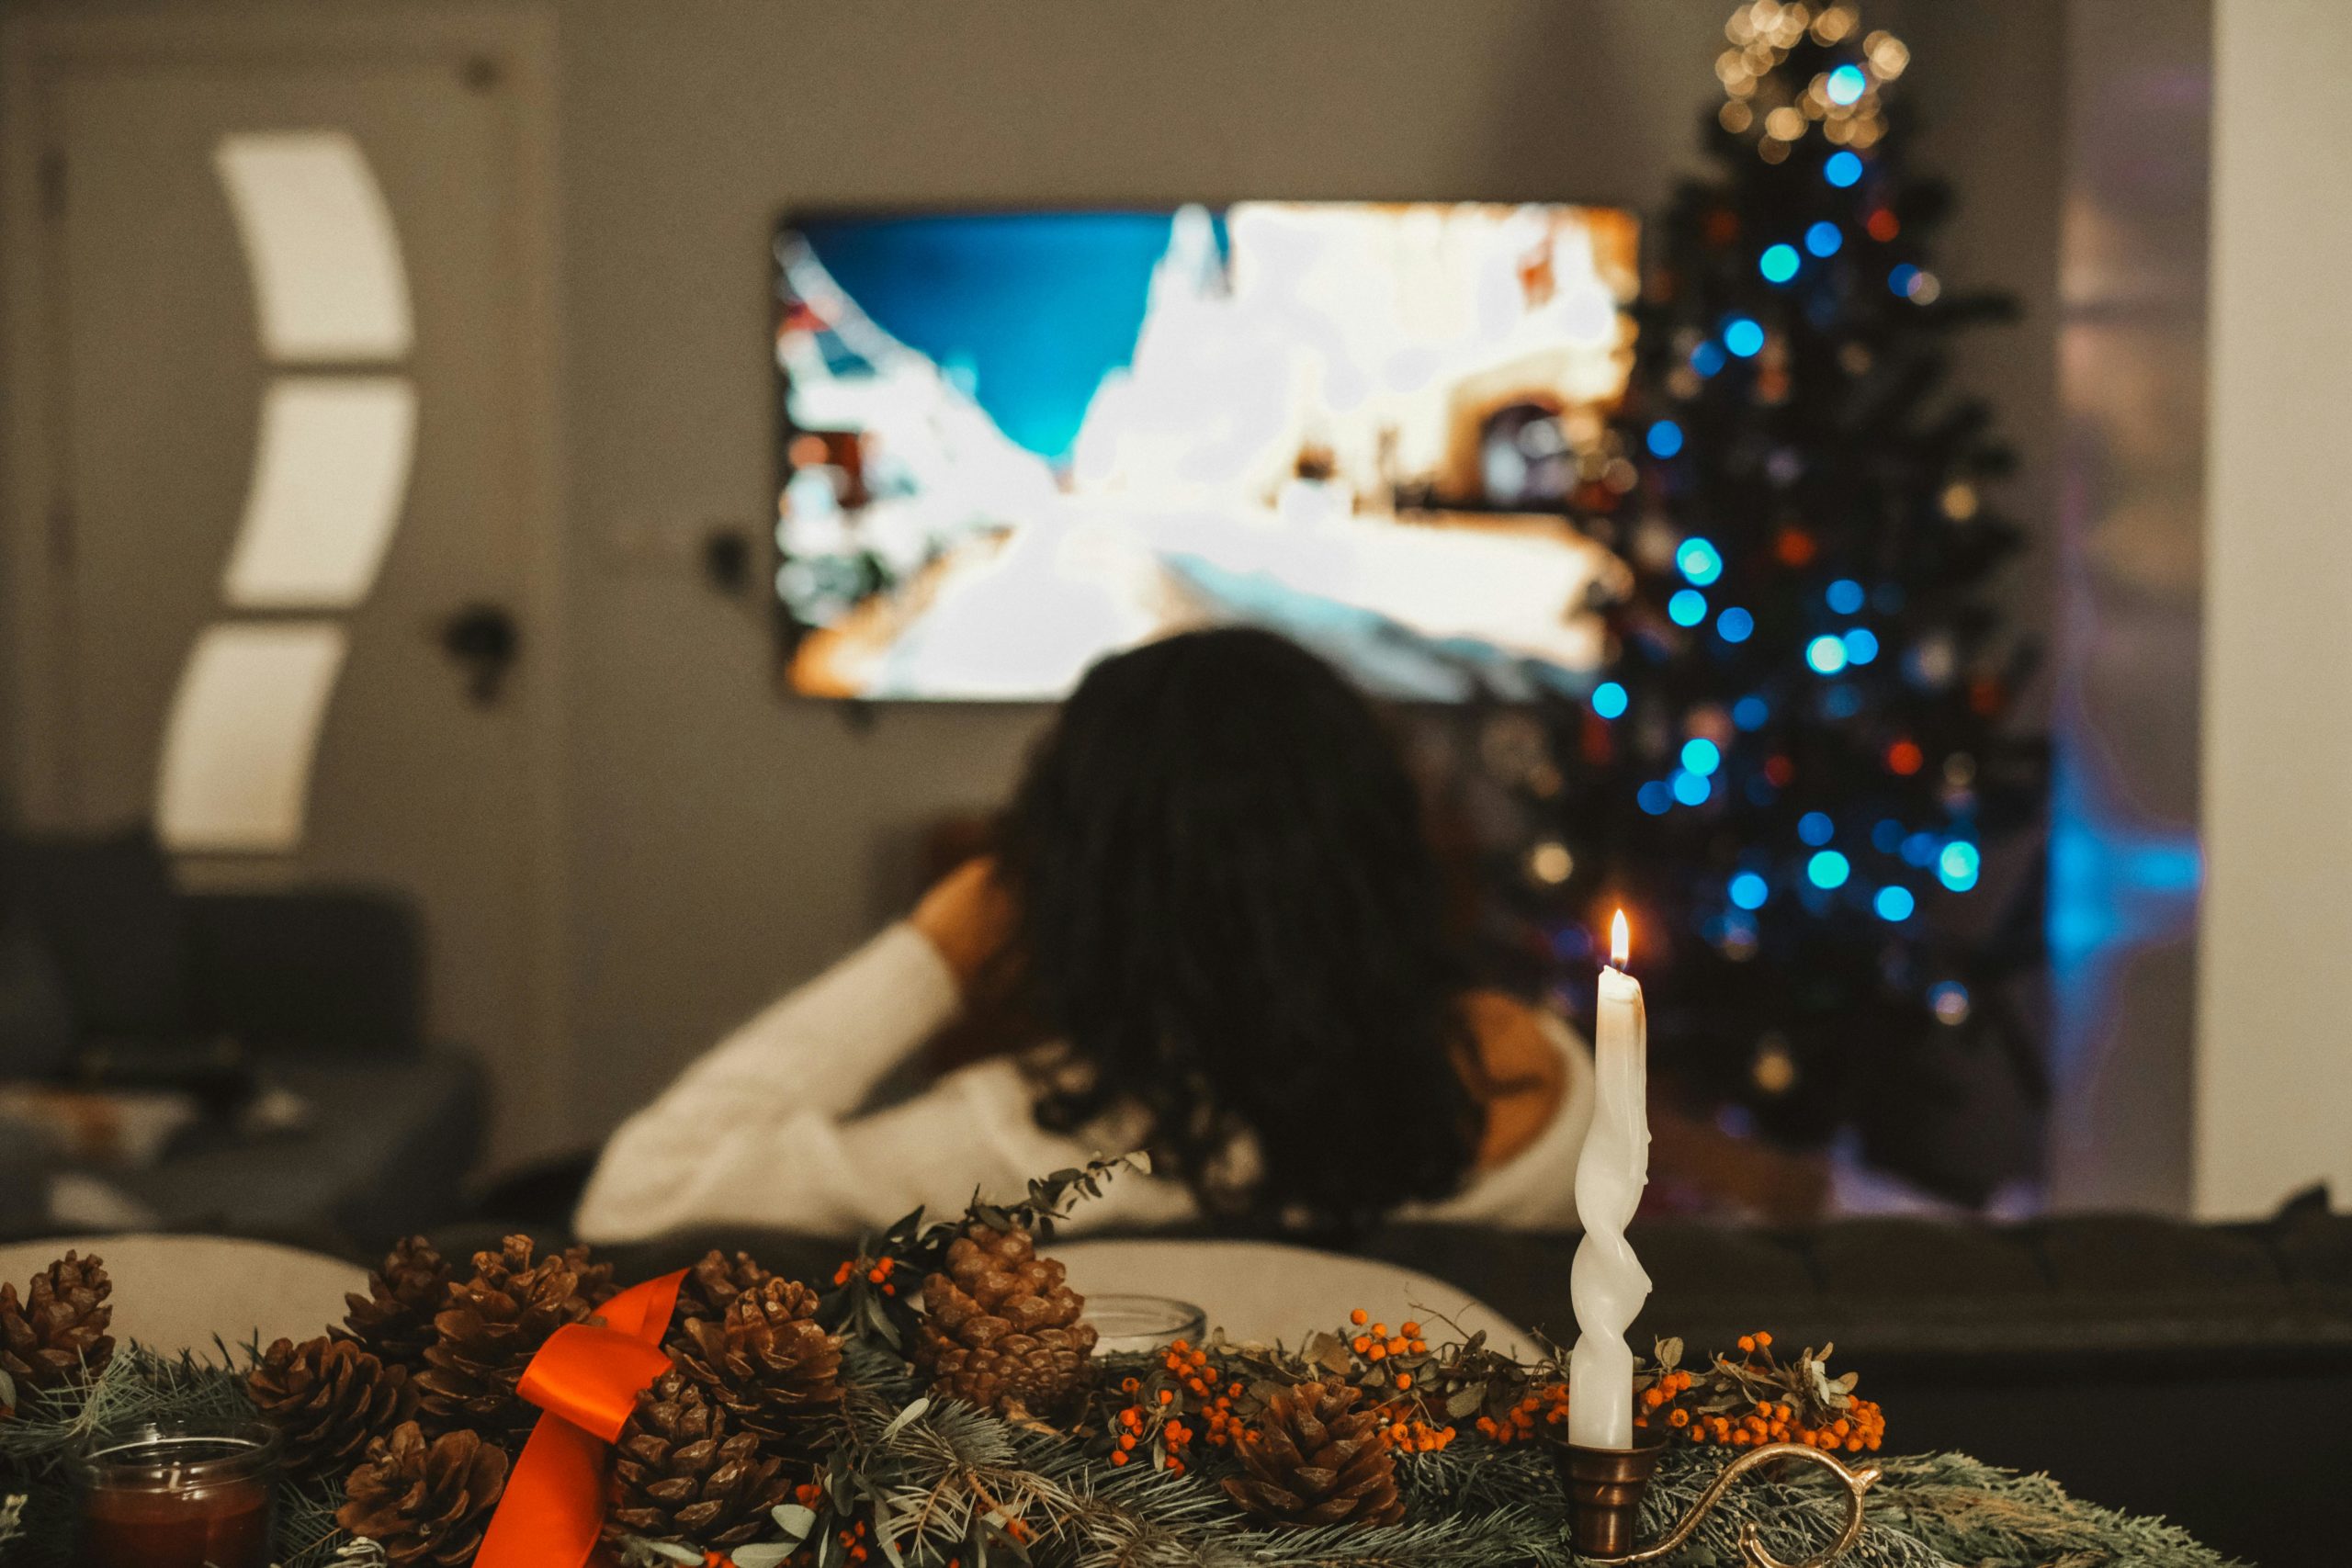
[575,628,1592,1244]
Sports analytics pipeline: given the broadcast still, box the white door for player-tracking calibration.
[3,13,568,1161]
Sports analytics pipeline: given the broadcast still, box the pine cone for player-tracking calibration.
[249,1336,418,1479]
[1224,1381,1404,1529]
[910,1224,1095,1418]
[0,1251,115,1396]
[415,1236,611,1433]
[339,1421,509,1567]
[606,1372,790,1550]
[343,1236,452,1370]
[668,1277,842,1441]
[673,1248,775,1323]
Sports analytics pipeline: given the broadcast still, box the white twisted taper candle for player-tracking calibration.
[1567,909,1651,1450]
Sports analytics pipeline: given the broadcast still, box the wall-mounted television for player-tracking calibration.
[772,202,1638,701]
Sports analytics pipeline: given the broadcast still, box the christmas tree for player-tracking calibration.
[1508,1,2048,1200]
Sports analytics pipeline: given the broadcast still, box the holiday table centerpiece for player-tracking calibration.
[0,1161,2235,1568]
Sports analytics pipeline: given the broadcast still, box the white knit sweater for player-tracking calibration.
[575,924,1595,1244]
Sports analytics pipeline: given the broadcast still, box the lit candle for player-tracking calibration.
[1567,909,1652,1450]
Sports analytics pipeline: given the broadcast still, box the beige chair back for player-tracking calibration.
[1053,1237,1532,1356]
[0,1234,366,1355]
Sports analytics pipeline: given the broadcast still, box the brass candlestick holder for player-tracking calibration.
[1555,1439,1880,1567]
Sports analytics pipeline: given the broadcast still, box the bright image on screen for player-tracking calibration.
[773,203,1638,700]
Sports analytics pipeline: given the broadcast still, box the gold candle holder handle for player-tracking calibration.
[1577,1441,1880,1568]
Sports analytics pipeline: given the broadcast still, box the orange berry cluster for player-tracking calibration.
[831,1518,871,1564]
[1665,1333,1886,1455]
[830,1254,898,1295]
[1346,1308,1431,1388]
[1634,1368,1697,1435]
[1340,1311,1456,1451]
[1676,1399,1883,1452]
[1378,1411,1458,1453]
[1107,1340,1235,1473]
[1473,1382,1570,1444]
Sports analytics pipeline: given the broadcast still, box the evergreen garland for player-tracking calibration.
[0,1167,2235,1568]
[0,1304,2238,1568]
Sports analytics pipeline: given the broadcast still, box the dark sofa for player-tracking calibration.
[0,829,485,1251]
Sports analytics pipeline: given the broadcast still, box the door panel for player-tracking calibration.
[35,42,558,1159]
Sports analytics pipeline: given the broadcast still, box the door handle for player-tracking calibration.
[437,602,519,705]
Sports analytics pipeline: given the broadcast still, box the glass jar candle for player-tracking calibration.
[74,1420,281,1568]
[1086,1293,1208,1357]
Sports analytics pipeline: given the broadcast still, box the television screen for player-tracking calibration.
[773,202,1638,701]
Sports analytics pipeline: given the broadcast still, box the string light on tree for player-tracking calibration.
[1678,537,1724,584]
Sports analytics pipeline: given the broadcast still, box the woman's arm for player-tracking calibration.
[577,1054,1159,1244]
[573,921,962,1241]
[575,860,1023,1243]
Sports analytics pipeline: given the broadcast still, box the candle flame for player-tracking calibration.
[1611,909,1630,968]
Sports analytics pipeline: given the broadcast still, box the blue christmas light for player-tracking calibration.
[1807,850,1852,889]
[1691,340,1727,377]
[1668,589,1709,627]
[1682,738,1722,776]
[1732,695,1770,730]
[1826,579,1866,615]
[1717,606,1755,643]
[1759,243,1800,284]
[1901,831,1939,868]
[1939,840,1982,892]
[1592,681,1628,719]
[1647,420,1686,458]
[1872,818,1905,852]
[1889,263,1921,298]
[1843,627,1881,665]
[1724,316,1766,357]
[1806,635,1849,674]
[1821,684,1862,718]
[1798,811,1835,846]
[1826,150,1864,187]
[1637,780,1673,816]
[1672,769,1713,807]
[1875,885,1917,921]
[1826,64,1868,105]
[1677,537,1723,585]
[1804,220,1843,257]
[1729,872,1770,910]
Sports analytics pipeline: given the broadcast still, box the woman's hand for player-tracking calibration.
[910,855,1019,994]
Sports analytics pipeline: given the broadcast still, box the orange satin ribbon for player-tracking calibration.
[474,1269,687,1568]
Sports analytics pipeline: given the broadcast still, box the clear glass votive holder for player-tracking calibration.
[73,1419,282,1568]
[1088,1292,1208,1356]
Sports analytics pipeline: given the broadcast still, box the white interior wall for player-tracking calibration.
[2044,0,2211,1215]
[0,0,2070,1163]
[548,0,1763,1140]
[2195,0,2352,1215]
[548,0,2068,1148]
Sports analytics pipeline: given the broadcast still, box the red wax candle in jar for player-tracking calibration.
[74,1422,281,1568]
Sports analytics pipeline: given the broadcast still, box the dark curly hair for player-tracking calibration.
[999,627,1483,1232]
